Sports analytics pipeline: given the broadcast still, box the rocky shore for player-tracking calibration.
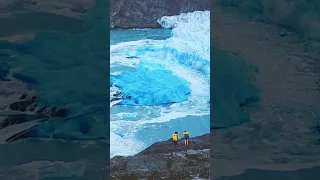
[110,0,210,29]
[110,134,210,180]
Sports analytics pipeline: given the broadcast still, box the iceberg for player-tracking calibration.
[111,60,191,106]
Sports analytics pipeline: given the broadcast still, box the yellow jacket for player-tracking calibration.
[172,133,178,141]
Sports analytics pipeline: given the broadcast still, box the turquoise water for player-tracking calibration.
[110,28,210,157]
[110,29,172,45]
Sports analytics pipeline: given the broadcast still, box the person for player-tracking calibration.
[183,131,190,146]
[172,132,178,146]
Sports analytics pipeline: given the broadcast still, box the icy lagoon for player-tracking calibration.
[110,11,211,157]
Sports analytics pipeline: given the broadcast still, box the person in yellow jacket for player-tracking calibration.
[183,131,190,146]
[172,132,178,146]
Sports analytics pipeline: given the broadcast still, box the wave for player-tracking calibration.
[158,11,210,60]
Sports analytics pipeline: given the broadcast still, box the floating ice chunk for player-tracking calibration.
[111,60,191,106]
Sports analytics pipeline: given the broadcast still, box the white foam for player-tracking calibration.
[110,124,145,157]
[158,11,210,60]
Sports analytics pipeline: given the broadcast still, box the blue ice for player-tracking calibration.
[111,60,191,106]
[135,46,210,77]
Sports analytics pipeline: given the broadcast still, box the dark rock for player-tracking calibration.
[166,156,173,169]
[111,134,210,179]
[30,95,36,101]
[168,170,192,180]
[111,97,123,102]
[36,106,49,114]
[0,114,27,128]
[19,94,27,99]
[3,93,71,142]
[0,113,47,129]
[111,156,128,171]
[110,0,210,29]
[147,171,161,180]
[120,174,140,180]
[9,100,34,111]
[37,106,68,118]
[199,166,210,179]
[27,103,37,111]
[70,5,87,13]
[125,56,139,59]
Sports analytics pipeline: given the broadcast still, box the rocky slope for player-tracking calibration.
[0,0,95,43]
[0,0,109,143]
[110,134,210,180]
[214,0,320,40]
[211,4,320,180]
[110,0,210,28]
[0,0,110,179]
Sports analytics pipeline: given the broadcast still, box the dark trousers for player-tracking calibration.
[172,140,178,146]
